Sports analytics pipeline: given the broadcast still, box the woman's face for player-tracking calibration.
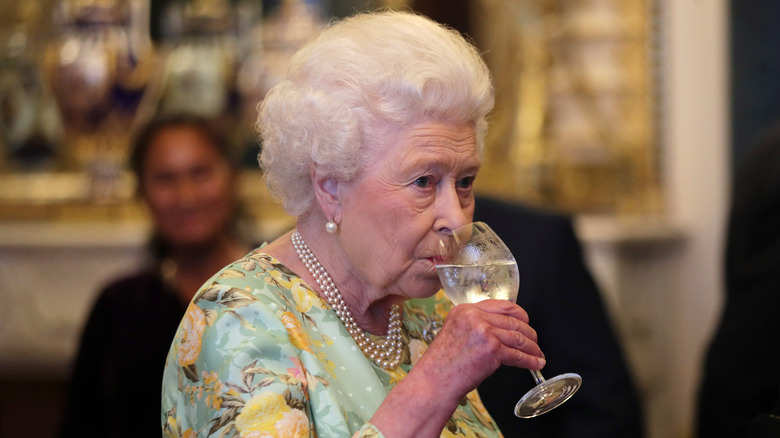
[141,125,235,249]
[336,121,480,299]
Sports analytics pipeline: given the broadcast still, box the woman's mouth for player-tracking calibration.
[430,256,447,266]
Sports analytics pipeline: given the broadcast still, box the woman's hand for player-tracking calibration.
[370,300,545,438]
[418,299,545,397]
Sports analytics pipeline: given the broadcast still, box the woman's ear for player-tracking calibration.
[311,165,342,224]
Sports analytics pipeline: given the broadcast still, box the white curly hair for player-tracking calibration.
[257,10,494,216]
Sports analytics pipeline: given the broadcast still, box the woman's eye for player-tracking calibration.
[457,176,475,189]
[413,176,433,188]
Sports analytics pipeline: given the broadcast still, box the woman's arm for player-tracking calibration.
[370,299,545,438]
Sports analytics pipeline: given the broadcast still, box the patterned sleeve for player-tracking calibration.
[354,423,386,437]
[161,285,310,436]
[161,252,324,437]
[162,252,393,438]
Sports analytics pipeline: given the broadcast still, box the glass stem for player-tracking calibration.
[530,370,545,385]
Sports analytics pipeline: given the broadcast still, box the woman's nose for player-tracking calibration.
[434,185,470,233]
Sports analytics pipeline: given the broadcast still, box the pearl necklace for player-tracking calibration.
[292,230,403,370]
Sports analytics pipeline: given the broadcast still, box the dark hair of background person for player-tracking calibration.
[129,115,234,181]
[129,113,251,262]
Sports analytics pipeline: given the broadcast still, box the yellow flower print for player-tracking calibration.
[234,392,291,436]
[442,415,480,438]
[182,430,196,438]
[205,393,222,410]
[202,370,224,409]
[433,290,453,316]
[387,367,407,386]
[290,280,326,313]
[353,427,382,438]
[290,281,313,313]
[408,339,428,366]
[275,409,309,438]
[163,416,180,438]
[268,268,297,289]
[454,420,479,438]
[441,428,459,438]
[281,312,314,354]
[466,390,495,429]
[178,305,206,366]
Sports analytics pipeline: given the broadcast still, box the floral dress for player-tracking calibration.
[161,248,503,438]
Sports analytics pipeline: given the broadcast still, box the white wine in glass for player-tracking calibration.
[436,221,581,418]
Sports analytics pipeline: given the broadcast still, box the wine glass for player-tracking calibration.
[435,221,582,418]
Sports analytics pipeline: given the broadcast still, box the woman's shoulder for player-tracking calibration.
[187,248,332,325]
[193,249,300,304]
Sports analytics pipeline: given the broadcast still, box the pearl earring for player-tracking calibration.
[325,220,338,234]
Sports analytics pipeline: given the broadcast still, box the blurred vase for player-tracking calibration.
[44,0,157,199]
[156,0,239,119]
[234,0,325,166]
[0,4,64,170]
[246,0,325,102]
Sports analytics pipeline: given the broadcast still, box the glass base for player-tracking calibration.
[514,373,582,418]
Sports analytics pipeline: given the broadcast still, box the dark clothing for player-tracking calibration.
[475,196,644,438]
[697,140,780,437]
[60,269,186,438]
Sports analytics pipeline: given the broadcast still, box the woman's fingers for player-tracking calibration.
[442,301,545,368]
[472,298,531,324]
[447,300,535,339]
[494,327,546,370]
[412,301,546,399]
[481,309,538,344]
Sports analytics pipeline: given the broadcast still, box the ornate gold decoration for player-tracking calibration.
[474,0,662,215]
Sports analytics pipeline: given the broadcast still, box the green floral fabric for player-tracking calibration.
[161,248,503,438]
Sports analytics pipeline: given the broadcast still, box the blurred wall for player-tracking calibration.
[660,0,729,437]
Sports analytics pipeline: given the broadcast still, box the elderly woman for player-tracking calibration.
[161,11,545,438]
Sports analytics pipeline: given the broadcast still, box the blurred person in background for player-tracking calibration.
[59,115,251,438]
[475,195,645,438]
[697,123,780,437]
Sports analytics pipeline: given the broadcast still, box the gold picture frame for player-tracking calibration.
[474,0,662,215]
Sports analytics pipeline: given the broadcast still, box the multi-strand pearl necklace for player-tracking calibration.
[292,230,403,370]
